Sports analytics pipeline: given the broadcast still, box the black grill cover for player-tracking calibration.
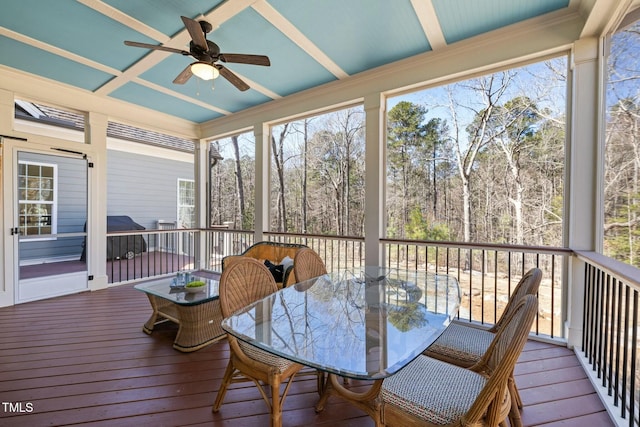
[80,216,147,261]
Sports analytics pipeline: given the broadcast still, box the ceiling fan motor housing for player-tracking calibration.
[199,20,213,34]
[124,15,269,90]
[189,40,220,62]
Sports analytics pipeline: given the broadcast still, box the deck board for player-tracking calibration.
[0,281,615,426]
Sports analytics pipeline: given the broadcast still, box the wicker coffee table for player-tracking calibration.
[134,274,225,352]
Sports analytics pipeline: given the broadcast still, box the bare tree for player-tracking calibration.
[271,123,292,232]
[231,135,245,228]
[604,21,640,266]
[491,96,541,244]
[449,73,512,242]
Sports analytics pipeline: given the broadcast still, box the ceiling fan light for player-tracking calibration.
[191,62,219,80]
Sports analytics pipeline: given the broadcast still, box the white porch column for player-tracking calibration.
[364,93,386,266]
[195,139,208,269]
[254,123,269,242]
[85,112,108,290]
[565,37,601,349]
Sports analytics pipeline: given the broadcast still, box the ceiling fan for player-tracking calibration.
[124,16,270,91]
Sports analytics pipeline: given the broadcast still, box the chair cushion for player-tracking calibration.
[239,341,298,372]
[425,322,494,365]
[382,355,487,425]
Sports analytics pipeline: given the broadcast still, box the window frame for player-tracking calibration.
[18,160,58,240]
[177,178,195,228]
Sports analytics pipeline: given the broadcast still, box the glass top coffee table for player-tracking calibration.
[221,267,460,423]
[134,273,225,352]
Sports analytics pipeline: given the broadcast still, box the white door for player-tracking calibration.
[13,149,88,303]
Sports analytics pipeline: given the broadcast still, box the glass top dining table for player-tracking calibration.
[221,266,460,381]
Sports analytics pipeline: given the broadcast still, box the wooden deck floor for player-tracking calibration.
[0,280,614,426]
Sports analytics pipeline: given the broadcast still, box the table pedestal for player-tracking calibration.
[142,294,226,352]
[315,374,383,426]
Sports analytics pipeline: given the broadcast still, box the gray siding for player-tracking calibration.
[18,149,193,263]
[18,152,87,262]
[107,150,194,230]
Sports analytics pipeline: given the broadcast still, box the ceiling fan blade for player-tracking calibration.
[124,40,189,55]
[181,16,208,51]
[218,66,250,91]
[219,53,270,66]
[173,65,193,84]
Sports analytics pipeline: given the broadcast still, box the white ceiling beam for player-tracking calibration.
[235,75,281,100]
[94,23,193,96]
[76,0,169,43]
[0,27,121,76]
[411,0,447,50]
[94,0,278,104]
[200,0,261,31]
[132,78,231,115]
[252,0,348,79]
[94,50,174,96]
[578,0,635,37]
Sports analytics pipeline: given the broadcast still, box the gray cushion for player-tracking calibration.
[382,355,487,425]
[426,322,494,364]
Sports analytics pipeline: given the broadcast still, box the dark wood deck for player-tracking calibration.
[0,280,613,426]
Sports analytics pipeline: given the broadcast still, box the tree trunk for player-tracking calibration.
[462,177,472,242]
[302,120,309,233]
[271,124,289,232]
[231,136,245,229]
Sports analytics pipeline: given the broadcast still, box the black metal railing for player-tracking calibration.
[576,250,640,427]
[237,232,568,340]
[105,228,198,283]
[382,239,570,339]
[107,229,568,339]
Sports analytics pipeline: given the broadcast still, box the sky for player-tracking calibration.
[212,56,569,160]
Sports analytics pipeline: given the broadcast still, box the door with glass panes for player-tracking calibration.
[14,149,88,303]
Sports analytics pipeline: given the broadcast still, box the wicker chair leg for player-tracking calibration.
[212,361,235,412]
[508,377,524,427]
[317,371,326,395]
[509,374,523,409]
[270,380,282,427]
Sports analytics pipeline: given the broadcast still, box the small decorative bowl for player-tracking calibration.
[184,281,207,293]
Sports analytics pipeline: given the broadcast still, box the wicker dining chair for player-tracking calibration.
[423,267,542,426]
[293,247,327,283]
[212,257,303,427]
[380,294,538,427]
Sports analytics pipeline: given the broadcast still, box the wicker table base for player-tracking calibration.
[142,294,226,352]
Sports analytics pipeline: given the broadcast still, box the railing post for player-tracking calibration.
[567,256,586,349]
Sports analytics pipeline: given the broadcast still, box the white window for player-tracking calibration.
[178,179,195,228]
[18,161,57,237]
